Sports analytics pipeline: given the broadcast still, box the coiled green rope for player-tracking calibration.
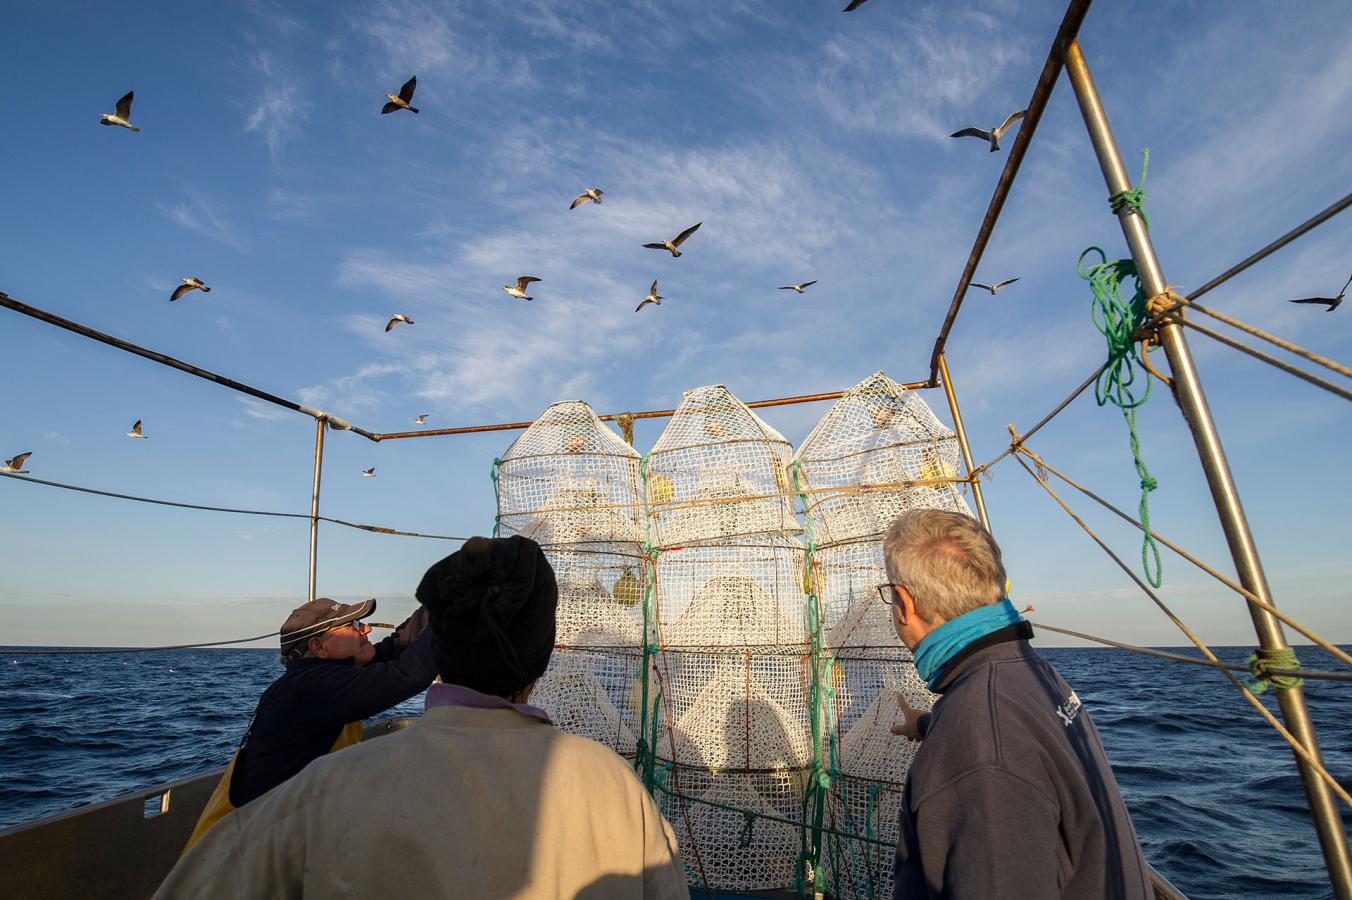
[1079,151,1165,588]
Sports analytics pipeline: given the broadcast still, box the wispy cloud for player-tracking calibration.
[243,50,309,160]
[804,8,1029,142]
[43,431,71,446]
[235,397,294,423]
[158,193,248,250]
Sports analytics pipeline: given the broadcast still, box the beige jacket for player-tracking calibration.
[154,705,688,899]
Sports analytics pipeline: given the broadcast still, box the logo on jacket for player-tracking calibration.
[1056,691,1082,727]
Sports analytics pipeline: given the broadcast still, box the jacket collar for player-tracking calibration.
[930,620,1035,693]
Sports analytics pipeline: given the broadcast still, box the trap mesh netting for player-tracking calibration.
[491,375,976,897]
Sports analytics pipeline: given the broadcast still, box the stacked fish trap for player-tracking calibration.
[493,401,647,757]
[644,385,809,893]
[491,375,974,897]
[792,371,972,898]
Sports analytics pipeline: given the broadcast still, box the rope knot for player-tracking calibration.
[1108,149,1150,229]
[1246,646,1304,694]
[1139,475,1158,492]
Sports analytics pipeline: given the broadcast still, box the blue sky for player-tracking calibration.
[1,0,1350,649]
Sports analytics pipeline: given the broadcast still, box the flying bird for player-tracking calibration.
[779,280,818,294]
[414,414,429,425]
[170,278,211,302]
[504,276,542,301]
[970,277,1021,295]
[951,109,1027,152]
[362,467,376,477]
[643,222,702,258]
[843,0,872,10]
[570,188,604,209]
[100,91,140,132]
[382,76,419,114]
[2,452,32,473]
[635,280,665,312]
[385,313,414,332]
[1289,274,1350,312]
[127,420,148,439]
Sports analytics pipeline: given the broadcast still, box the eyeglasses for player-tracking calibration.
[331,620,370,635]
[875,583,903,607]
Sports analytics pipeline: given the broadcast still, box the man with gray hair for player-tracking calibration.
[882,508,1151,899]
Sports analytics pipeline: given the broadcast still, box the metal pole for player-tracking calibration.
[1064,39,1352,896]
[308,417,326,603]
[937,353,991,531]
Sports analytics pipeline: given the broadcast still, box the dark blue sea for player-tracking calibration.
[1,645,1348,899]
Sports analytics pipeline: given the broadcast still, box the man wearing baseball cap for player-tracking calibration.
[181,596,436,850]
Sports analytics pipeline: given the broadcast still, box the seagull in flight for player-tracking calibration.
[635,280,665,312]
[970,277,1020,295]
[170,278,211,302]
[414,414,429,425]
[643,222,702,258]
[2,452,31,473]
[127,420,148,439]
[570,188,603,209]
[1289,274,1350,312]
[100,91,140,132]
[951,109,1027,152]
[779,280,818,294]
[504,276,542,301]
[843,0,872,10]
[362,467,376,477]
[385,313,414,332]
[382,77,419,114]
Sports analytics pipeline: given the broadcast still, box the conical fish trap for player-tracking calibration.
[646,385,799,547]
[814,538,898,652]
[655,536,806,649]
[531,657,639,756]
[836,678,928,782]
[495,401,642,545]
[794,371,970,546]
[658,666,811,770]
[548,548,645,648]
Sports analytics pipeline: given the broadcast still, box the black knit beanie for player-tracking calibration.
[415,535,557,698]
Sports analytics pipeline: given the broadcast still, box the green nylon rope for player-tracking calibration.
[791,459,831,896]
[635,454,660,790]
[1246,646,1305,694]
[1109,149,1150,228]
[490,458,503,538]
[1079,150,1164,588]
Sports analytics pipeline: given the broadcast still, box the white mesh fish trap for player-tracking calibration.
[488,378,957,897]
[495,401,643,545]
[493,402,650,761]
[793,371,970,547]
[646,385,799,548]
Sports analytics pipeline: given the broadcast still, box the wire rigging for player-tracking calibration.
[0,471,469,541]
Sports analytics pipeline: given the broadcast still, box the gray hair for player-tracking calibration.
[882,509,1007,623]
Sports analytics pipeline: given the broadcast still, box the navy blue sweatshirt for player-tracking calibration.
[229,624,437,807]
[893,623,1152,899]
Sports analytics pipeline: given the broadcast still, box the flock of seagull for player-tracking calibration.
[5,77,1052,480]
[8,10,1342,483]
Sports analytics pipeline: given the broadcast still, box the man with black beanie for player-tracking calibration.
[156,536,688,899]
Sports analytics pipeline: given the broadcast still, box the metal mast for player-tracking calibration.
[1063,38,1352,897]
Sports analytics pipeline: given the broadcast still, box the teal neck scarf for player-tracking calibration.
[913,599,1023,691]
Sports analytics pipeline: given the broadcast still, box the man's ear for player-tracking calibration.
[308,636,328,659]
[895,584,921,626]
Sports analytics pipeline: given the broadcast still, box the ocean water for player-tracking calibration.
[1,645,1348,899]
